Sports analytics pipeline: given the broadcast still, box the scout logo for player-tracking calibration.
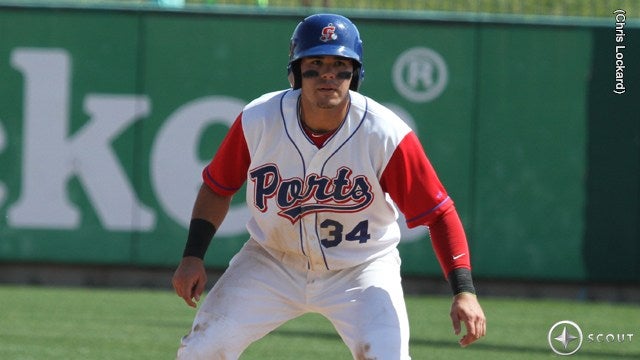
[249,164,374,223]
[320,23,338,42]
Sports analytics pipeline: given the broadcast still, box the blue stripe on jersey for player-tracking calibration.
[280,91,310,267]
[204,165,242,193]
[406,196,451,224]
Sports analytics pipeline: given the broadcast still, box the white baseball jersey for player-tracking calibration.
[203,88,453,271]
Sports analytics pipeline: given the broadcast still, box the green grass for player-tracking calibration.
[0,285,639,359]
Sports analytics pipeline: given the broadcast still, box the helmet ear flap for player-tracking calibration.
[289,61,302,90]
[350,64,362,91]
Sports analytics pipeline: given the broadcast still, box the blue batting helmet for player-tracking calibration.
[288,13,364,91]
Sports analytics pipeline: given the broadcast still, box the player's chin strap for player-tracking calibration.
[448,268,476,296]
[182,218,217,259]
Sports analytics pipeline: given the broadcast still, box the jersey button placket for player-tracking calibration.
[301,160,328,271]
[300,215,321,271]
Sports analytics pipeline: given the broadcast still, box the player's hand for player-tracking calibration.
[172,256,207,308]
[450,292,486,347]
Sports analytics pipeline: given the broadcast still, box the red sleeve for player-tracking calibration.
[380,131,471,277]
[428,206,472,277]
[202,114,250,196]
[380,131,452,228]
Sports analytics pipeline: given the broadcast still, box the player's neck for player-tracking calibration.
[298,97,349,135]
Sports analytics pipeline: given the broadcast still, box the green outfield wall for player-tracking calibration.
[0,5,638,282]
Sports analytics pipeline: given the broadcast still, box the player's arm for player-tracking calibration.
[380,132,467,275]
[429,209,486,346]
[172,115,250,308]
[380,131,486,345]
[173,185,232,308]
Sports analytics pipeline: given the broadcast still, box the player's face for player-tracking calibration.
[299,56,354,110]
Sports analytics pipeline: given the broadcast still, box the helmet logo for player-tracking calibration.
[319,23,338,42]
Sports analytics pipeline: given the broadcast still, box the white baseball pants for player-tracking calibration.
[177,239,411,359]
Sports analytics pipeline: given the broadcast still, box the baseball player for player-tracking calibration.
[172,13,486,359]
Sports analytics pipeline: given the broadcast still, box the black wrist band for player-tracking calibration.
[447,268,476,295]
[182,218,217,259]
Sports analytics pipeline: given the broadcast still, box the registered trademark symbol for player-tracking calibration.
[392,47,448,102]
